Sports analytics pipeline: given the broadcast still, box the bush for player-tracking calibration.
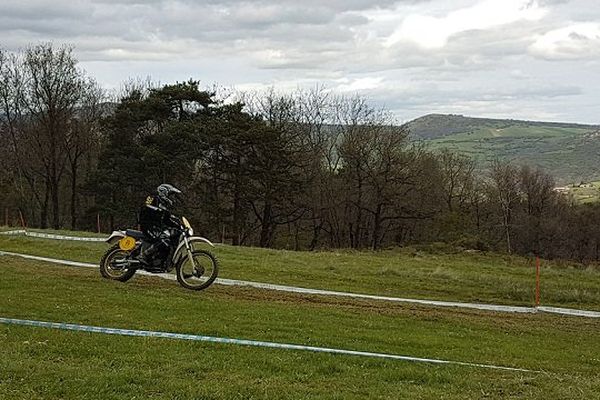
[451,235,491,252]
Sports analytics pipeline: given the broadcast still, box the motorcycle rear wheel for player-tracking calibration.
[176,250,219,291]
[100,244,137,282]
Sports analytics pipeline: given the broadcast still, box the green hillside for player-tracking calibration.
[408,114,600,184]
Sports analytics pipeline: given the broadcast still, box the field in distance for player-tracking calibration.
[408,114,600,185]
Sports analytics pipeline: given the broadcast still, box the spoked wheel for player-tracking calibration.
[99,244,137,282]
[176,250,219,291]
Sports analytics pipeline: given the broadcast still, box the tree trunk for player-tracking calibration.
[70,162,78,230]
[232,174,242,246]
[372,203,383,250]
[504,210,512,254]
[51,174,60,229]
[259,201,273,247]
[309,217,322,251]
[40,179,50,229]
[352,168,363,249]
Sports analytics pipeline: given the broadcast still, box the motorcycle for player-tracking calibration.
[100,215,218,290]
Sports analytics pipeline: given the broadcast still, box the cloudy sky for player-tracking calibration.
[1,0,599,123]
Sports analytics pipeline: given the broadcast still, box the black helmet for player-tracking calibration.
[157,183,182,209]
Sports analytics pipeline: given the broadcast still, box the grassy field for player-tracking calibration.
[1,230,600,398]
[561,181,600,204]
[2,257,600,399]
[0,231,599,310]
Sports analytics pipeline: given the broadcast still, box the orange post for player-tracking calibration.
[535,256,541,307]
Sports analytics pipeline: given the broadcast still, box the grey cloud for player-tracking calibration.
[0,1,88,19]
[228,5,336,27]
[0,0,597,123]
[360,83,586,123]
[335,13,370,26]
[538,0,571,5]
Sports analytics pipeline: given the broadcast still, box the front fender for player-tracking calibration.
[188,236,215,247]
[173,236,215,263]
[106,230,126,244]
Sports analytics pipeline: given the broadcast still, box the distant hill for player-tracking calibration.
[407,114,600,185]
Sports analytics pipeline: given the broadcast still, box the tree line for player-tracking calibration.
[1,43,600,263]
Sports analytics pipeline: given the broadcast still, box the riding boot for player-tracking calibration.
[140,243,159,266]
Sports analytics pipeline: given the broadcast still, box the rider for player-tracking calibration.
[138,183,182,267]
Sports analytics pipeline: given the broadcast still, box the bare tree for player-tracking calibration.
[19,44,85,228]
[64,78,105,229]
[238,89,316,247]
[335,95,376,248]
[489,160,521,253]
[437,149,475,212]
[518,165,556,254]
[0,48,49,226]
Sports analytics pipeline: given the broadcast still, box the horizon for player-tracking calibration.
[409,112,600,126]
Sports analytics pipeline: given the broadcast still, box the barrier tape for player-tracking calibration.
[0,230,26,235]
[2,250,600,318]
[0,317,533,372]
[0,229,106,242]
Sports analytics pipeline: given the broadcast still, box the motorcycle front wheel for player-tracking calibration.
[99,244,137,282]
[176,250,219,291]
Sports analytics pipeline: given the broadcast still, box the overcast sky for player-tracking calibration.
[1,0,599,123]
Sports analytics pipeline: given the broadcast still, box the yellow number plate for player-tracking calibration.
[118,236,136,251]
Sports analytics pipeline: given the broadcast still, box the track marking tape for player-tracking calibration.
[0,229,105,242]
[1,250,599,318]
[0,230,26,235]
[0,317,533,372]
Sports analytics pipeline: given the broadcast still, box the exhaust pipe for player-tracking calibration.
[111,259,141,269]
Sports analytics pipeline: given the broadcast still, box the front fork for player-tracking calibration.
[183,236,198,271]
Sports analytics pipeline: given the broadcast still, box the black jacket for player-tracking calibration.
[139,195,177,239]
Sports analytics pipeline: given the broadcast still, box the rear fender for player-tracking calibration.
[106,230,126,244]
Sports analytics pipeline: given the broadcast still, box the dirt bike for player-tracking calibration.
[100,216,218,290]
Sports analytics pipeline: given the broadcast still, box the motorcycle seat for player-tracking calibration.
[125,229,145,240]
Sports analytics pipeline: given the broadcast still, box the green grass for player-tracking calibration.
[1,230,599,310]
[1,256,600,399]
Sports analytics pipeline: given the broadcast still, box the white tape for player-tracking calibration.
[215,278,538,314]
[25,231,106,242]
[0,251,98,268]
[1,250,599,318]
[0,316,533,372]
[0,229,106,242]
[0,230,26,235]
[537,306,600,318]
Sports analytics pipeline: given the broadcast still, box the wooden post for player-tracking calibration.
[535,256,541,307]
[4,207,8,227]
[97,213,101,234]
[222,225,225,244]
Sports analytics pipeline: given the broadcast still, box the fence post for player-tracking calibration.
[4,207,8,227]
[97,213,101,234]
[535,256,541,307]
